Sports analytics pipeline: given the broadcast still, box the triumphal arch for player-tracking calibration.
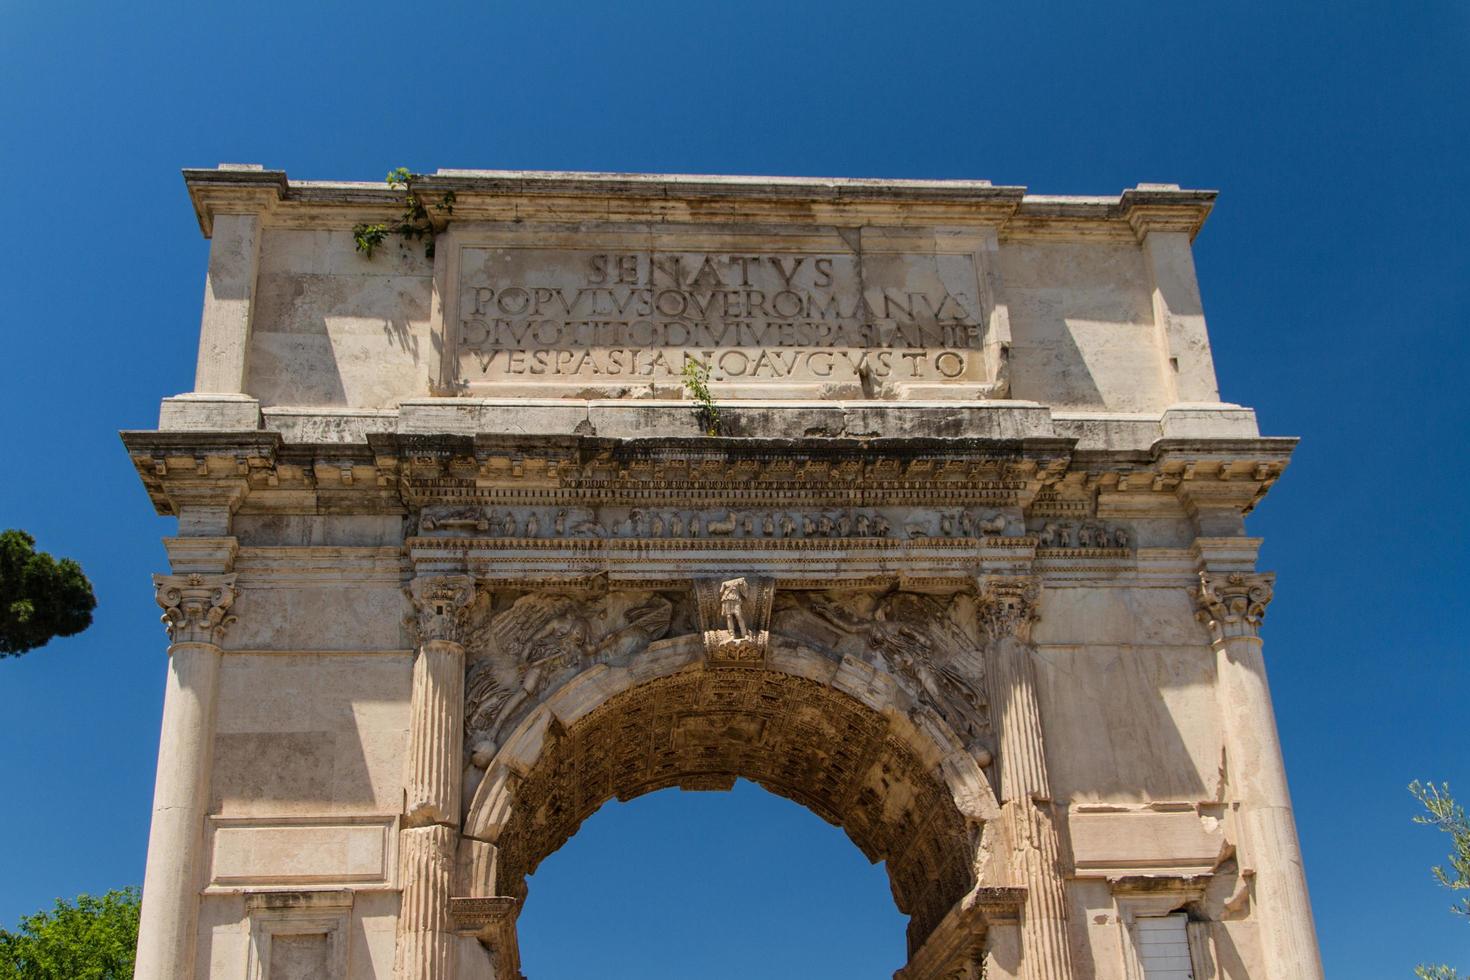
[123,165,1323,979]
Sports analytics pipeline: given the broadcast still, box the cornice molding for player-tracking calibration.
[180,165,1217,243]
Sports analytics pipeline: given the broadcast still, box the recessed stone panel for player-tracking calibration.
[207,816,397,889]
[445,235,998,399]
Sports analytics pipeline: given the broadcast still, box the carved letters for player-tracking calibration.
[454,247,995,393]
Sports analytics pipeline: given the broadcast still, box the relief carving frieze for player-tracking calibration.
[1029,519,1131,551]
[463,590,681,763]
[415,503,1019,543]
[773,589,990,746]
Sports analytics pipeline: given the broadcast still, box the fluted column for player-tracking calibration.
[396,575,475,980]
[135,574,237,980]
[979,578,1075,980]
[1194,571,1323,980]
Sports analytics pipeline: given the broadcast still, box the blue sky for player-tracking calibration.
[1,1,1466,976]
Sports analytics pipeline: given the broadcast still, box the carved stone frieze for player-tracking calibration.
[415,503,1021,543]
[153,573,238,646]
[407,575,477,646]
[773,589,990,746]
[694,576,775,662]
[1031,519,1131,550]
[463,590,676,760]
[1192,571,1274,641]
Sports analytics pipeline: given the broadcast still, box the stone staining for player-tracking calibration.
[492,667,975,955]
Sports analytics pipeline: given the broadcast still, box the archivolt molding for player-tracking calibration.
[454,583,1004,955]
[474,660,984,955]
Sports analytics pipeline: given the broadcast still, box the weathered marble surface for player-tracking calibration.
[125,166,1321,980]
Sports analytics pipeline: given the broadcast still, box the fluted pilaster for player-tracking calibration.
[979,577,1075,980]
[395,574,475,980]
[394,824,459,980]
[405,640,468,827]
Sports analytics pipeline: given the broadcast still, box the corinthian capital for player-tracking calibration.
[1193,570,1274,641]
[408,575,476,646]
[978,577,1040,644]
[153,573,237,646]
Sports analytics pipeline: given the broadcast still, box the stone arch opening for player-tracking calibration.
[465,637,993,961]
[513,777,907,977]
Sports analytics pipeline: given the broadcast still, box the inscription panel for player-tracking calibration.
[445,234,999,398]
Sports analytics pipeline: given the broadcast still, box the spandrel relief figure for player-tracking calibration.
[465,591,673,766]
[774,589,989,745]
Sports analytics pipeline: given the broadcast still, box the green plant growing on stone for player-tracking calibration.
[1411,780,1470,980]
[0,529,96,658]
[681,359,720,436]
[0,887,139,979]
[352,167,456,259]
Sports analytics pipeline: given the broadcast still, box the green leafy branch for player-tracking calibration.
[681,359,720,436]
[1412,780,1470,980]
[352,167,455,259]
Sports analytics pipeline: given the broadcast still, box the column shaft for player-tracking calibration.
[135,642,221,979]
[1215,632,1323,980]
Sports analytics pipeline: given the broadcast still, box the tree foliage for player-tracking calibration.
[0,888,139,979]
[1412,780,1470,980]
[0,529,96,657]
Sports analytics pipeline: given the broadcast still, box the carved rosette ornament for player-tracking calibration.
[1193,571,1274,642]
[695,576,775,663]
[153,573,237,646]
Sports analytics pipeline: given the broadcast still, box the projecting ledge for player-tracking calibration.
[395,398,1057,441]
[894,886,1026,980]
